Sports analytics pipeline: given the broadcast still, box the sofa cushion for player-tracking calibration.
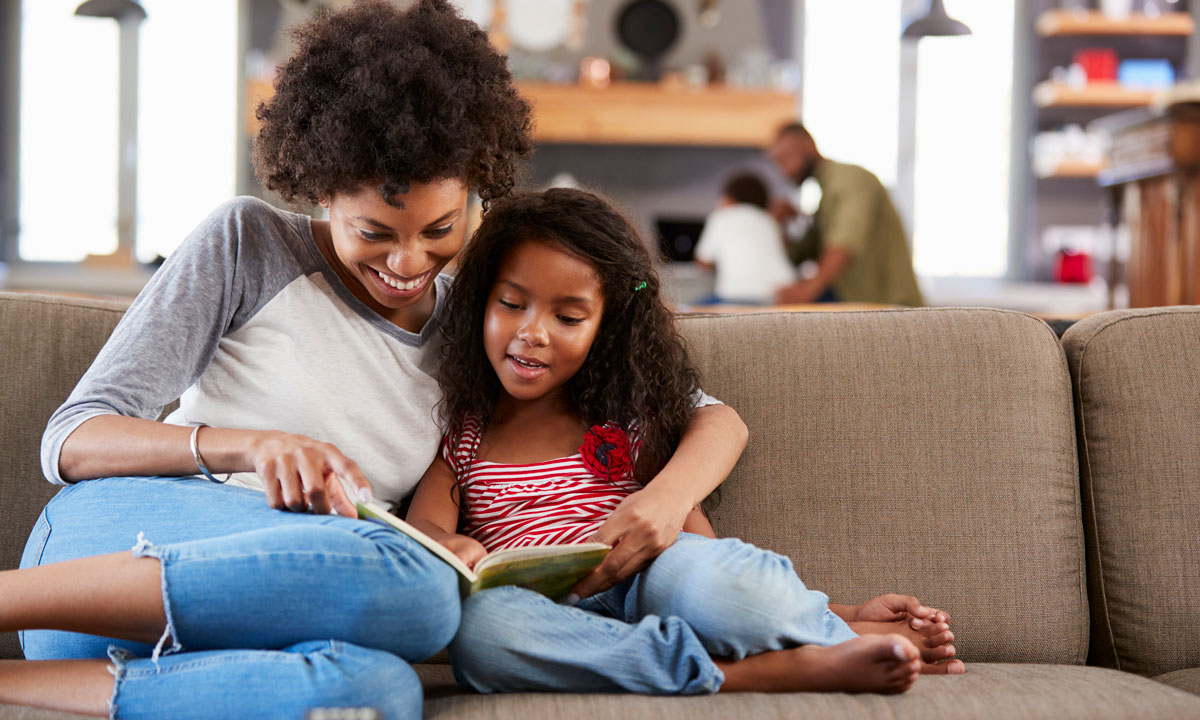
[4,664,1197,720]
[417,663,1200,719]
[1157,668,1200,697]
[0,293,132,660]
[1062,308,1200,677]
[677,309,1085,664]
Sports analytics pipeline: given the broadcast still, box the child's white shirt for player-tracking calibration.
[694,204,795,303]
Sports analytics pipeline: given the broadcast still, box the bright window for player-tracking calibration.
[18,0,237,263]
[911,1,1014,278]
[135,0,237,263]
[19,0,120,261]
[802,0,901,188]
[804,0,1014,279]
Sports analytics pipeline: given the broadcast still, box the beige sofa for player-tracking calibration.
[2,291,1199,719]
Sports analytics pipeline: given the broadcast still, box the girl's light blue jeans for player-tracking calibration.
[449,532,857,694]
[19,476,460,720]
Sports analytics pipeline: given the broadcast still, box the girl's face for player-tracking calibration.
[483,239,605,404]
[319,179,468,332]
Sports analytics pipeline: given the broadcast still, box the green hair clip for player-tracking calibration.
[633,281,647,292]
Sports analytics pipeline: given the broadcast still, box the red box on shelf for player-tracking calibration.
[1074,48,1119,83]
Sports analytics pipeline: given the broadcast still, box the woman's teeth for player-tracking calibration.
[376,269,425,291]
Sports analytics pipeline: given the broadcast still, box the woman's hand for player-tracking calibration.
[435,533,488,570]
[570,485,691,600]
[248,431,373,518]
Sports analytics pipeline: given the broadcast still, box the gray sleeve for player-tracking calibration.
[40,197,302,484]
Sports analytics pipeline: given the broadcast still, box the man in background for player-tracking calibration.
[767,122,923,307]
[694,172,795,305]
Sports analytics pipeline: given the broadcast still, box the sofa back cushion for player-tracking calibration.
[0,292,132,659]
[1062,307,1200,677]
[678,308,1085,665]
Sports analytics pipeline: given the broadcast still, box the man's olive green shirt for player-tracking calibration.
[790,160,923,307]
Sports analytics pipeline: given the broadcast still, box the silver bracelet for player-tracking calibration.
[189,424,231,484]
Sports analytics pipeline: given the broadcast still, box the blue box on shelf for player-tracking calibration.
[1118,59,1174,89]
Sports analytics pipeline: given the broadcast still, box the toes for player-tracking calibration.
[884,665,920,694]
[920,658,967,675]
[922,644,956,662]
[918,622,950,638]
[888,635,920,662]
[923,630,955,647]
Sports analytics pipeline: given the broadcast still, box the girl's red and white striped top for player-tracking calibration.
[443,414,643,553]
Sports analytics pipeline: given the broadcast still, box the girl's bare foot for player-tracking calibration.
[849,619,965,674]
[716,634,921,694]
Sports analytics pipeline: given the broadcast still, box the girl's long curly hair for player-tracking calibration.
[438,188,701,482]
[252,0,532,207]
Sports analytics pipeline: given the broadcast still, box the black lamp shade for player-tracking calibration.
[902,0,971,39]
[74,0,147,21]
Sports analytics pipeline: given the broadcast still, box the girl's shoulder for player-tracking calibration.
[441,412,486,474]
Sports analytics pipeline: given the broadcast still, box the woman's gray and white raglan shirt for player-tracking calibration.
[41,197,451,504]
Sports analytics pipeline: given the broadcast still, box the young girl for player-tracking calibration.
[407,188,965,696]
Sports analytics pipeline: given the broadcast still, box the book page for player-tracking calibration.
[475,542,612,571]
[471,544,610,601]
[355,500,478,583]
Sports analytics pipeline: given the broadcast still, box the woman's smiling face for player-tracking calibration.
[320,179,469,332]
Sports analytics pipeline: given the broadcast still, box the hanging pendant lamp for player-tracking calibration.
[902,0,971,39]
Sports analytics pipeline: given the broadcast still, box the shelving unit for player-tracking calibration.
[1020,1,1193,288]
[1035,160,1106,179]
[517,83,797,147]
[1035,9,1194,37]
[1033,81,1159,108]
[245,79,797,148]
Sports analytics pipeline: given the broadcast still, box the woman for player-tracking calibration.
[0,2,746,718]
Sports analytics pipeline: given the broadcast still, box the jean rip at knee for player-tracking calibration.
[129,532,182,669]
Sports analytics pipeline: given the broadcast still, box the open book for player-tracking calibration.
[356,500,610,601]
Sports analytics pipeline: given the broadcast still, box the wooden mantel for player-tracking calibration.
[518,83,798,147]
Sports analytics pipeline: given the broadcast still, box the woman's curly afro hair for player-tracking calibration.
[252,0,532,206]
[438,188,703,483]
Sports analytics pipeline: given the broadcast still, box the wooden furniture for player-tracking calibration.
[1035,159,1107,179]
[1035,9,1194,37]
[245,80,796,147]
[1101,104,1200,307]
[1025,2,1192,282]
[1033,81,1159,109]
[516,83,796,147]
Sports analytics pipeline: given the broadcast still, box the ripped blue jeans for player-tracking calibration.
[19,476,460,720]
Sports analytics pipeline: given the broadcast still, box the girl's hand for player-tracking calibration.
[571,485,690,599]
[436,533,488,570]
[853,594,950,628]
[248,431,372,518]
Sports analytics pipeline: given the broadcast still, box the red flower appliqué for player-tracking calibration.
[580,424,633,481]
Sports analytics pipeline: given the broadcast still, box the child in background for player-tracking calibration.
[694,172,795,305]
[407,188,963,696]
